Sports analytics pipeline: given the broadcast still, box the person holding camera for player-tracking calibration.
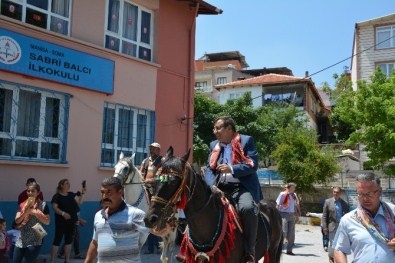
[50,179,86,263]
[14,181,50,263]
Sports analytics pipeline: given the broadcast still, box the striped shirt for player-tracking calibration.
[93,202,149,263]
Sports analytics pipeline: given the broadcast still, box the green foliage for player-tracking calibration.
[271,125,339,194]
[193,92,223,144]
[333,68,395,172]
[193,134,210,167]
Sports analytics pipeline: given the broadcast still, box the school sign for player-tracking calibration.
[0,29,114,94]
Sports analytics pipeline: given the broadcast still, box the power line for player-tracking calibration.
[307,34,395,79]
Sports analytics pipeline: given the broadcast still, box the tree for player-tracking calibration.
[337,68,395,169]
[255,104,306,167]
[271,124,339,194]
[329,72,355,142]
[193,92,223,145]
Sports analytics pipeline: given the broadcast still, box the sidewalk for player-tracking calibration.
[37,223,337,263]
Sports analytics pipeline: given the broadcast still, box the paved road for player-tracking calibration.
[39,223,351,263]
[140,223,332,263]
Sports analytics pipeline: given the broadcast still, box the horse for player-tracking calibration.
[113,152,177,263]
[144,147,283,263]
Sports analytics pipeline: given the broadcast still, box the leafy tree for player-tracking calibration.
[193,133,210,167]
[271,124,339,194]
[339,68,395,170]
[329,72,355,142]
[193,92,223,145]
[255,104,306,167]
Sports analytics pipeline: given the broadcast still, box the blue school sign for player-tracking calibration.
[0,29,114,94]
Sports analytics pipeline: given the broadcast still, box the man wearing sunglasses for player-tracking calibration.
[333,172,395,263]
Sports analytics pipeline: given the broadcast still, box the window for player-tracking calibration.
[105,0,153,62]
[0,0,72,35]
[378,63,395,77]
[195,81,207,88]
[376,25,395,49]
[229,93,242,100]
[100,102,155,167]
[0,81,69,162]
[216,77,227,85]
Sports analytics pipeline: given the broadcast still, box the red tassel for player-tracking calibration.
[263,249,270,263]
[178,192,187,209]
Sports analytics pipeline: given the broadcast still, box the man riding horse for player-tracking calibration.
[205,116,262,263]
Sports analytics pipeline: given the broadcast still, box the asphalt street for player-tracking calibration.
[140,223,337,263]
[38,222,351,263]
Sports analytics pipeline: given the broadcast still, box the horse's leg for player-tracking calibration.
[167,229,177,263]
[160,234,169,263]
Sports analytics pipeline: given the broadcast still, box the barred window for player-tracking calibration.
[0,0,72,36]
[100,102,155,167]
[0,81,69,162]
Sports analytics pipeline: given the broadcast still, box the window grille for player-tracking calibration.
[0,80,69,162]
[100,101,155,167]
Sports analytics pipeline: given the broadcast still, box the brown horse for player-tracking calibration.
[144,147,283,263]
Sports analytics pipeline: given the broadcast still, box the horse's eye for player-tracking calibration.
[121,167,130,174]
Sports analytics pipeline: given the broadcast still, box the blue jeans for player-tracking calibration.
[13,245,42,263]
[322,228,329,248]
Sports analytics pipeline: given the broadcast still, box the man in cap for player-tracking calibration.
[140,142,163,254]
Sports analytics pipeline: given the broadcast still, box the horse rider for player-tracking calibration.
[140,142,163,197]
[205,116,263,263]
[140,142,164,255]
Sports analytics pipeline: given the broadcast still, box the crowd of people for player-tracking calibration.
[0,116,394,263]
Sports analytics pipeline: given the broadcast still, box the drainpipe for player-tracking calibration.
[185,2,199,158]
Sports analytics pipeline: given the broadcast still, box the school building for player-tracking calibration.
[0,0,221,253]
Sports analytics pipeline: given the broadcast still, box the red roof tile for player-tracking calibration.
[215,73,310,89]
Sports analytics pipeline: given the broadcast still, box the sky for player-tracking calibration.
[195,0,395,88]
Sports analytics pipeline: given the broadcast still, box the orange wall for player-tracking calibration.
[0,0,197,201]
[154,0,196,157]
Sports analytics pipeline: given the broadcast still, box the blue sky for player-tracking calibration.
[195,1,394,87]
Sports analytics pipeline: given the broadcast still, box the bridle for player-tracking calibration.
[114,158,144,186]
[150,160,211,223]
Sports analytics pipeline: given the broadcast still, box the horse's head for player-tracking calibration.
[113,152,142,186]
[144,146,191,236]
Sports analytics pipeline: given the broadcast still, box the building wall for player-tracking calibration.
[353,18,395,87]
[0,0,198,253]
[155,0,196,156]
[218,85,263,108]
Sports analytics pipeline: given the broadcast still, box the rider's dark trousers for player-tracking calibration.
[219,183,259,257]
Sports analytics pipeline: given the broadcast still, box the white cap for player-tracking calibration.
[149,142,161,149]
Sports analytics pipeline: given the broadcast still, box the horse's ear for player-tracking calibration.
[131,152,135,160]
[119,152,124,160]
[166,146,174,158]
[181,148,191,163]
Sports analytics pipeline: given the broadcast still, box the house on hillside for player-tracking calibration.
[351,13,395,89]
[0,0,221,252]
[215,74,331,143]
[194,51,293,101]
[195,51,253,100]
